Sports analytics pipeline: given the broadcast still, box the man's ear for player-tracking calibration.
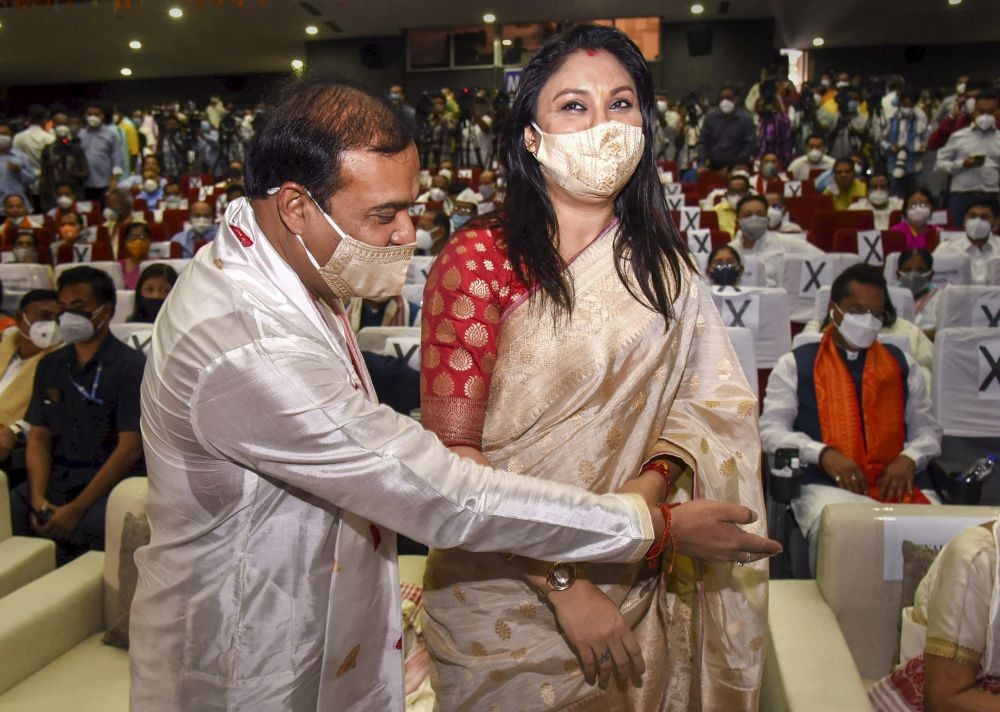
[274,183,311,236]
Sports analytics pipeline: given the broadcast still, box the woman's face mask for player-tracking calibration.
[897,269,932,295]
[530,120,645,200]
[709,263,741,287]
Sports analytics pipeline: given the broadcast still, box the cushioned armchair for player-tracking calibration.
[0,469,55,599]
[0,476,147,711]
[762,501,1000,712]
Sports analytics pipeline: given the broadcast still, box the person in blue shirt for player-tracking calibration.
[0,123,37,216]
[78,104,124,201]
[169,201,217,258]
[135,169,165,210]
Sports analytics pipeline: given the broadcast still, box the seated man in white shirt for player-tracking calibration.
[760,264,942,569]
[932,200,999,284]
[169,201,217,258]
[728,194,822,286]
[849,173,903,230]
[787,133,836,181]
[764,191,804,234]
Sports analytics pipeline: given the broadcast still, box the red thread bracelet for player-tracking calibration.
[645,502,672,569]
[643,459,673,491]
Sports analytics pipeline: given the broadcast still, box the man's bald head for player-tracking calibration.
[244,77,415,208]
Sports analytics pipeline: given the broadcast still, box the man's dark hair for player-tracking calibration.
[736,194,768,214]
[244,76,415,209]
[57,266,116,309]
[27,104,47,124]
[61,210,83,225]
[829,263,897,328]
[3,194,23,209]
[707,244,742,266]
[833,158,854,171]
[966,199,997,218]
[976,90,999,105]
[728,175,750,191]
[19,289,57,311]
[807,133,826,144]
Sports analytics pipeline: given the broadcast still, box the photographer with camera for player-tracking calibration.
[879,89,929,197]
[457,92,494,169]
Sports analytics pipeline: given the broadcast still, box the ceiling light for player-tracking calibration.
[291,59,305,71]
[120,67,133,77]
[483,12,496,23]
[168,7,183,19]
[690,3,705,14]
[948,0,962,5]
[812,37,825,47]
[129,40,142,50]
[305,25,318,35]
[501,39,512,46]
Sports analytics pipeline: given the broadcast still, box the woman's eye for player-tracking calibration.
[561,101,585,112]
[611,99,633,110]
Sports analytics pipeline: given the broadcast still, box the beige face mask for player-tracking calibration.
[291,190,416,300]
[530,120,645,199]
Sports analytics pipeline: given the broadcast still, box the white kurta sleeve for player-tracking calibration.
[190,336,653,563]
[900,352,943,470]
[759,352,827,465]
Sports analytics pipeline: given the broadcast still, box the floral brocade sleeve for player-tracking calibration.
[420,227,527,449]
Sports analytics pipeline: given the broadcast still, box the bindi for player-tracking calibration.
[585,49,600,57]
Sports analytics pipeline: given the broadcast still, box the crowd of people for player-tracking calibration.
[0,24,999,712]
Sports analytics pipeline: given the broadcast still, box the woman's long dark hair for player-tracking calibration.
[498,24,692,323]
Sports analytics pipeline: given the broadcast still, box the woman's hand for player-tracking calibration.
[548,580,644,687]
[616,470,667,510]
[670,500,782,564]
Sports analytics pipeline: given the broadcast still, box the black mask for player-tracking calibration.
[710,264,741,287]
[132,297,164,324]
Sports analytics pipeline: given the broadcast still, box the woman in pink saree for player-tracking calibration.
[420,25,777,711]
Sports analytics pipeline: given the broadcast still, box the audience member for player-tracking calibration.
[10,266,144,563]
[895,248,940,338]
[752,152,787,193]
[46,182,84,222]
[935,91,1000,224]
[927,82,979,150]
[891,188,940,250]
[162,180,185,210]
[120,222,152,289]
[128,263,178,323]
[933,200,999,285]
[709,172,751,236]
[787,133,835,181]
[764,192,804,234]
[11,229,42,264]
[0,290,61,486]
[698,85,756,170]
[158,114,190,178]
[849,173,903,229]
[706,244,744,288]
[39,113,89,209]
[135,170,166,210]
[760,264,942,568]
[53,211,85,256]
[879,89,929,197]
[169,201,216,258]
[0,122,37,215]
[0,195,36,249]
[12,105,54,201]
[729,194,821,286]
[416,207,450,255]
[78,103,124,200]
[654,93,682,162]
[102,187,134,257]
[824,158,868,210]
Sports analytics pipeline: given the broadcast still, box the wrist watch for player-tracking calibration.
[544,561,577,595]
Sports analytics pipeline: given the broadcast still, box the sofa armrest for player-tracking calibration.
[0,551,105,695]
[0,536,55,598]
[762,580,871,712]
[0,470,11,541]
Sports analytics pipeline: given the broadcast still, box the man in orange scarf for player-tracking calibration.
[761,264,942,569]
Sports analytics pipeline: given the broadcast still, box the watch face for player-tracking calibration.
[547,562,576,591]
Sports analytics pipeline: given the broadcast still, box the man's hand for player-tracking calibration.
[879,455,915,501]
[670,500,782,564]
[36,499,85,540]
[0,426,16,461]
[963,155,984,168]
[7,161,20,173]
[548,580,645,687]
[820,447,866,494]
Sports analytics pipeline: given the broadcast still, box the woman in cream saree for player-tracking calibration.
[419,25,771,711]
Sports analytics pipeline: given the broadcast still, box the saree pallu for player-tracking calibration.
[421,227,768,711]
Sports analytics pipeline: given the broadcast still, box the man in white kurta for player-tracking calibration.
[129,84,659,711]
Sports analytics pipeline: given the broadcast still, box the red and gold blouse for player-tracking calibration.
[420,225,529,449]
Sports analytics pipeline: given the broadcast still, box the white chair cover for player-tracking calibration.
[406,256,436,286]
[937,286,1000,329]
[710,286,791,368]
[0,264,51,291]
[986,257,1000,286]
[401,284,424,308]
[932,327,1000,437]
[113,290,135,324]
[777,253,861,323]
[110,323,154,354]
[811,285,915,324]
[724,326,758,398]
[383,335,422,370]
[740,254,767,287]
[356,326,420,355]
[54,261,124,290]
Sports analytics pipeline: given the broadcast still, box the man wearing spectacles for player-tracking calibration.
[760,264,942,571]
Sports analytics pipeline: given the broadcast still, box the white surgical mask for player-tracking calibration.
[656,100,669,114]
[761,162,778,179]
[20,314,60,349]
[964,97,977,115]
[58,305,106,345]
[767,205,785,229]
[415,228,434,252]
[719,99,736,114]
[868,189,889,207]
[966,216,993,241]
[531,120,645,200]
[975,113,997,132]
[296,192,415,300]
[54,125,70,139]
[103,207,118,222]
[832,306,881,350]
[85,115,102,128]
[190,216,213,232]
[428,187,446,202]
[12,246,36,263]
[56,195,74,210]
[907,205,931,224]
[726,192,744,207]
[956,82,967,94]
[0,136,11,150]
[807,148,824,163]
[143,179,159,193]
[165,195,183,206]
[739,215,768,241]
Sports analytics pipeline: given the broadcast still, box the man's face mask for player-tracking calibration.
[58,304,107,345]
[20,313,60,349]
[59,225,81,242]
[56,195,74,210]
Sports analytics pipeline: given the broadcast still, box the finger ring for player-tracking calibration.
[737,551,752,567]
[597,649,612,663]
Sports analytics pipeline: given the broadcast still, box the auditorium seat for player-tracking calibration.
[54,261,124,290]
[811,285,915,324]
[884,252,972,287]
[988,257,1000,286]
[55,240,114,264]
[935,286,1000,330]
[783,194,832,233]
[406,256,435,286]
[809,210,875,252]
[776,253,861,323]
[710,286,791,368]
[110,323,153,354]
[832,229,907,264]
[724,326,758,398]
[112,290,135,323]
